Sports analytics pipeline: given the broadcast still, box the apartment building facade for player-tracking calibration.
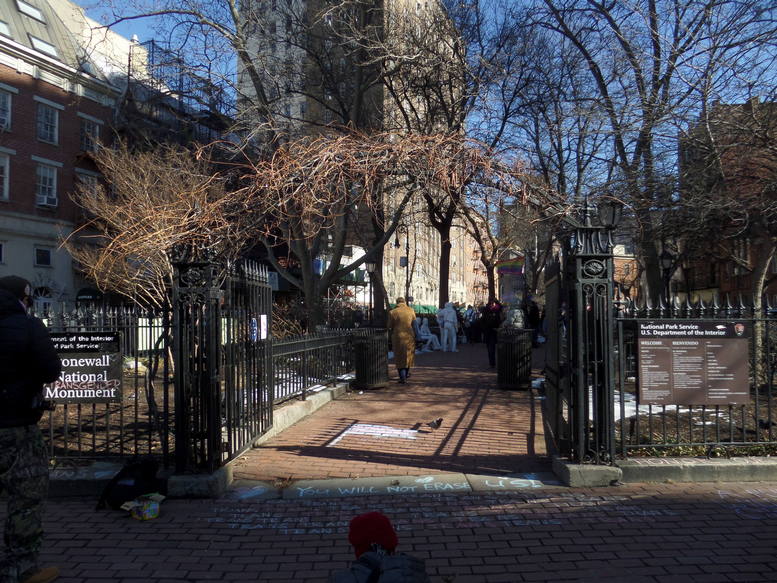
[238,0,486,312]
[678,97,777,303]
[0,0,118,305]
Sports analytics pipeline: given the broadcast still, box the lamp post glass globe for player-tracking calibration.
[597,200,623,228]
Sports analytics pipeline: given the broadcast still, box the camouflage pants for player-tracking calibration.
[0,426,48,583]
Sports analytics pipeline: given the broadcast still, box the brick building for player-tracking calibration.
[678,97,777,303]
[0,0,118,305]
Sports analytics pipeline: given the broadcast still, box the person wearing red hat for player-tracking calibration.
[0,276,62,583]
[329,511,430,582]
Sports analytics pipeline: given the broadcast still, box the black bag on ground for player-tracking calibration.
[96,458,162,510]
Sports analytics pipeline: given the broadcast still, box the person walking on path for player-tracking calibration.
[0,276,62,583]
[480,298,503,367]
[436,302,458,352]
[388,297,416,384]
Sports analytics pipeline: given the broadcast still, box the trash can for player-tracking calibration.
[353,331,389,390]
[496,328,533,390]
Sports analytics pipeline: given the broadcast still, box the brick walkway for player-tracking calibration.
[231,342,550,483]
[8,341,777,582]
[39,482,777,582]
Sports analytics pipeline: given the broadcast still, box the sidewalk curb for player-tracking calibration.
[551,456,623,487]
[617,456,777,483]
[224,471,564,501]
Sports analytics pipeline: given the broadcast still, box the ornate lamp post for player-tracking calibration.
[393,224,410,299]
[566,198,622,464]
[660,249,674,301]
[365,259,376,326]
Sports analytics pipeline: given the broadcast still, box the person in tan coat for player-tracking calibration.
[388,297,416,384]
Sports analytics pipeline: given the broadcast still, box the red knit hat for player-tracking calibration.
[348,511,398,558]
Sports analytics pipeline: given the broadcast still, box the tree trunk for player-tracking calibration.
[752,241,776,387]
[438,226,452,308]
[485,263,496,302]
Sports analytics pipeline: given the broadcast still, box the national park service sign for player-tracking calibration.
[45,333,123,404]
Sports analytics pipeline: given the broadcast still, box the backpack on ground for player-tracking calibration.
[96,458,163,510]
[360,551,431,583]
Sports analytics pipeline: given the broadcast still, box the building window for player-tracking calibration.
[0,242,4,263]
[771,255,777,275]
[35,164,57,206]
[0,154,8,200]
[36,103,58,144]
[29,35,57,57]
[34,247,52,267]
[0,20,10,37]
[16,0,44,22]
[79,118,100,152]
[0,90,10,130]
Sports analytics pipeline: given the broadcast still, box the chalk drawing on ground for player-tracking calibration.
[328,423,419,446]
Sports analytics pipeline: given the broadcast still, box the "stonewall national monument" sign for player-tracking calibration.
[45,333,123,404]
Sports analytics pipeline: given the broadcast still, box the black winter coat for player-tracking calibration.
[0,289,61,427]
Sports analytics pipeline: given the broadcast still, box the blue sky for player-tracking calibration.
[73,1,157,43]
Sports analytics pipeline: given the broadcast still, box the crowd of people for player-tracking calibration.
[388,295,546,380]
[402,296,545,351]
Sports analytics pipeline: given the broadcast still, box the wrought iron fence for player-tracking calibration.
[34,303,174,468]
[270,329,367,403]
[615,297,777,457]
[33,259,382,473]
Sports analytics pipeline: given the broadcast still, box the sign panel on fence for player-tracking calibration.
[637,321,749,405]
[45,333,123,404]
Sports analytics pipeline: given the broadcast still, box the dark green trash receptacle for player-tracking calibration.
[496,328,532,390]
[353,332,389,390]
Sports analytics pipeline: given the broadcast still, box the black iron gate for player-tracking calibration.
[544,201,620,464]
[614,299,777,456]
[172,255,273,473]
[40,257,378,473]
[544,202,777,463]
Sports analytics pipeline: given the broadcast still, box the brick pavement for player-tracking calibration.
[33,482,777,582]
[8,341,777,582]
[232,342,550,483]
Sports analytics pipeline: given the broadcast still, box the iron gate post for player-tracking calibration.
[566,200,620,464]
[172,246,224,473]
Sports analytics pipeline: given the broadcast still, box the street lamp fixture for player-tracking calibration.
[660,249,674,301]
[597,199,623,229]
[393,224,410,298]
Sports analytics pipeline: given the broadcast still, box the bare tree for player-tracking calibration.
[521,0,777,301]
[675,97,777,300]
[63,142,252,308]
[240,131,559,322]
[68,132,551,325]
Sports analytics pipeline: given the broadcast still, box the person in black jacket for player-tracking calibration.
[480,299,503,367]
[0,276,61,583]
